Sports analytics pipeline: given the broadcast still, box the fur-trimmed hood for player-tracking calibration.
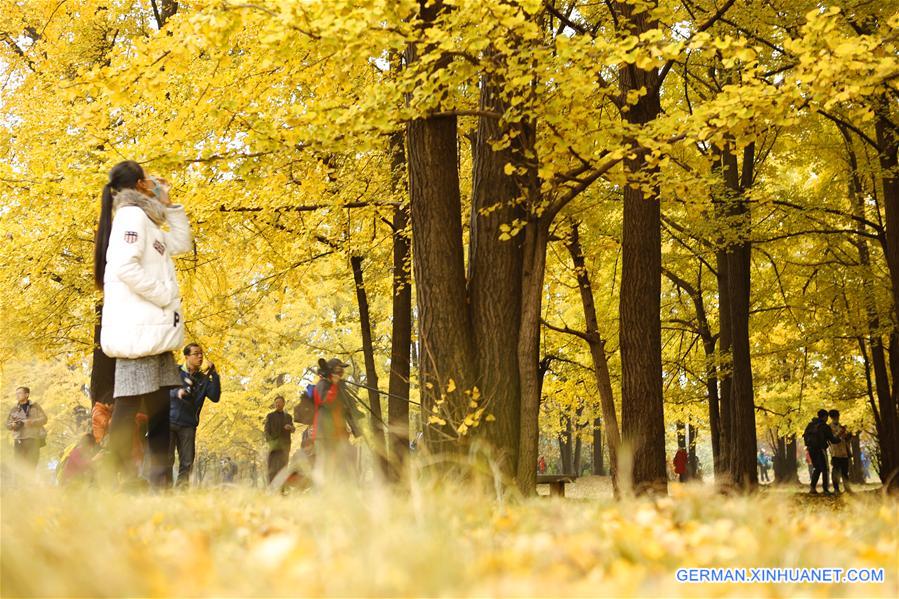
[113,188,167,226]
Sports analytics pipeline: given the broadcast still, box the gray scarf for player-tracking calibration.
[113,189,167,226]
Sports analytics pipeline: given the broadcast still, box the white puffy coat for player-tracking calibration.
[100,190,194,359]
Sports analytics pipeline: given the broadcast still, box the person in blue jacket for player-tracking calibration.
[169,343,221,486]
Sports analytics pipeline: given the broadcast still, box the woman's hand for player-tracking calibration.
[138,176,173,206]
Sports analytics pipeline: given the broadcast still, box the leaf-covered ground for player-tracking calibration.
[1,475,896,597]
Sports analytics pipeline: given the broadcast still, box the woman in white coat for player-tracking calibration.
[93,160,193,486]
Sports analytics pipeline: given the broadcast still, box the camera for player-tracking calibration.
[179,377,196,401]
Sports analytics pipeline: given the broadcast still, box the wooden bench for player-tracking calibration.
[536,474,576,497]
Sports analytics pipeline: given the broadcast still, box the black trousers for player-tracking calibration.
[110,389,171,487]
[809,448,830,491]
[831,456,850,491]
[169,425,196,487]
[267,448,289,485]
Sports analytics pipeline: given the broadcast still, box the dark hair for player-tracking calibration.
[183,343,201,356]
[94,161,145,289]
[817,409,829,419]
[16,386,30,393]
[828,409,840,419]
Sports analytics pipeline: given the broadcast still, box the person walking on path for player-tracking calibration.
[828,409,852,494]
[758,450,771,483]
[6,386,48,471]
[673,447,688,483]
[169,343,221,487]
[94,161,193,487]
[310,358,361,482]
[803,409,841,495]
[265,396,294,485]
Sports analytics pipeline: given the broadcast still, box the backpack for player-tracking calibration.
[802,421,820,450]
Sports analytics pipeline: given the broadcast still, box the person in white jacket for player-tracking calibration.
[93,160,194,487]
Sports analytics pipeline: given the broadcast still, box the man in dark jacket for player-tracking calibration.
[265,396,294,484]
[803,409,840,494]
[169,343,221,486]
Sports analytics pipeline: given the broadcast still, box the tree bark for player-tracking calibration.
[721,142,758,490]
[843,125,896,489]
[516,218,551,493]
[468,63,525,475]
[405,3,477,450]
[350,255,388,476]
[559,416,573,475]
[715,249,733,481]
[773,435,798,484]
[873,106,899,490]
[614,0,668,495]
[593,417,606,475]
[387,132,412,477]
[387,207,412,473]
[687,423,699,479]
[573,430,583,476]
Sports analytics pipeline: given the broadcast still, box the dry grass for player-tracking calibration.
[1,468,897,597]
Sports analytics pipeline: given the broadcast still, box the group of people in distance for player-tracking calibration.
[803,409,853,495]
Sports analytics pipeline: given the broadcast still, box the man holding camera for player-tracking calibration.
[6,386,48,470]
[169,343,221,486]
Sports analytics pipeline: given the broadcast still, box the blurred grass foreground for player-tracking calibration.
[1,471,897,597]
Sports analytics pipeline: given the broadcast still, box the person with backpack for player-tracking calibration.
[310,358,361,481]
[94,161,194,487]
[757,450,771,483]
[803,409,841,494]
[828,409,852,494]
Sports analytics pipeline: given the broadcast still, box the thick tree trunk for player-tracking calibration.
[566,223,621,485]
[873,109,899,491]
[387,134,412,476]
[715,249,733,481]
[574,432,583,476]
[617,35,667,493]
[593,418,606,475]
[559,417,573,475]
[704,340,721,474]
[405,3,476,449]
[687,423,699,479]
[516,219,551,494]
[407,112,476,447]
[773,435,798,484]
[468,66,525,475]
[722,143,758,490]
[350,256,387,476]
[844,126,895,489]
